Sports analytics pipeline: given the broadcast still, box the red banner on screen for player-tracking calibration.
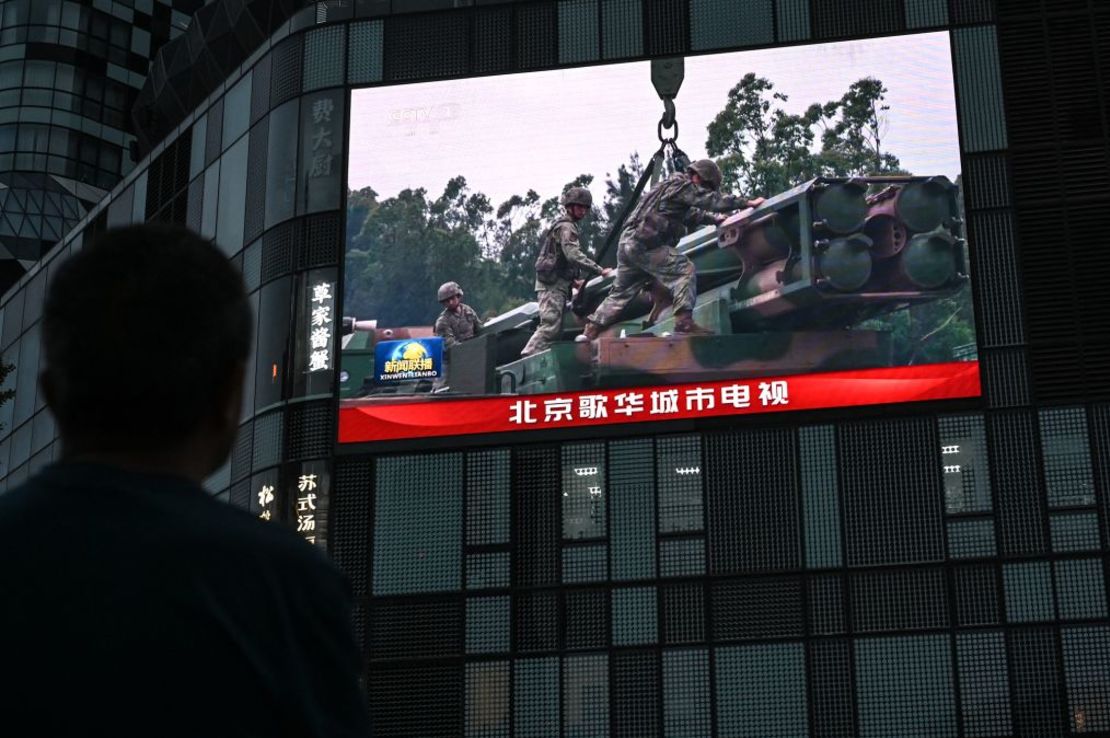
[338,361,980,444]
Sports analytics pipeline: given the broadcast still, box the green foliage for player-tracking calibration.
[706,73,907,196]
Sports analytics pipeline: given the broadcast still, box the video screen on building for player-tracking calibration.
[339,31,980,444]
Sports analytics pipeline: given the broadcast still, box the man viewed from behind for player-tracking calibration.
[0,224,370,736]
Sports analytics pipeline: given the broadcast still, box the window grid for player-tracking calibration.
[1049,512,1102,552]
[612,586,658,646]
[563,655,608,737]
[1061,626,1110,733]
[1054,559,1108,620]
[1039,407,1096,507]
[663,649,712,737]
[955,631,1013,737]
[855,635,957,738]
[466,661,510,738]
[716,643,808,738]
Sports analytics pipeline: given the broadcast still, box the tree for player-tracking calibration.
[705,73,826,195]
[818,77,906,176]
[345,176,496,325]
[705,73,910,197]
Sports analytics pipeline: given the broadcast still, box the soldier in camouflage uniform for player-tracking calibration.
[577,159,764,340]
[521,188,613,357]
[434,281,481,348]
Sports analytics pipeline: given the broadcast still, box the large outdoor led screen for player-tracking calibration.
[339,32,980,444]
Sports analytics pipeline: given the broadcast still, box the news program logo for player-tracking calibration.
[374,338,443,382]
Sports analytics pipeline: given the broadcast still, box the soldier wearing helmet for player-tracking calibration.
[434,281,481,349]
[520,186,613,357]
[577,159,764,340]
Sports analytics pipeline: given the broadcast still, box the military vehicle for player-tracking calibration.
[341,174,968,401]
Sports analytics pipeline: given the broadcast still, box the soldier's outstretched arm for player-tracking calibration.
[678,182,748,214]
[557,223,604,276]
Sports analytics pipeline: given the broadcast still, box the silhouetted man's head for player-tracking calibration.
[40,224,252,476]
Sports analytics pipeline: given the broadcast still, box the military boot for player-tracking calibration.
[673,311,713,336]
[574,322,601,342]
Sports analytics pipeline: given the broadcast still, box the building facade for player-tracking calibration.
[3,0,1110,736]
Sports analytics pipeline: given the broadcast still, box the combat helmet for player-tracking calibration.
[437,281,463,302]
[560,186,593,208]
[687,159,723,190]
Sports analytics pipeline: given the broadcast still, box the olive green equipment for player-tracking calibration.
[342,176,968,399]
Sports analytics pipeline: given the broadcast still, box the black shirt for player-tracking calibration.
[0,462,370,737]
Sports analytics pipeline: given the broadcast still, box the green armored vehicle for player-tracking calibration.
[341,175,968,399]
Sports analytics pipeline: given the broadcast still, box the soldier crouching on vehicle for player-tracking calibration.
[521,187,613,357]
[434,281,481,348]
[577,159,764,340]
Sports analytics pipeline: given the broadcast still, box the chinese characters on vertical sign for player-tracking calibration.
[296,474,318,544]
[292,461,330,548]
[308,280,335,373]
[257,482,275,522]
[308,97,334,179]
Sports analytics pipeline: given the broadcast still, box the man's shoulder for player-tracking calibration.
[554,219,579,237]
[0,465,340,583]
[460,303,480,320]
[434,309,450,326]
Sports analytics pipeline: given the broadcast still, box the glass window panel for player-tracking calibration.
[801,425,842,567]
[663,649,711,737]
[855,635,957,738]
[657,435,703,533]
[200,160,220,240]
[557,0,600,64]
[221,74,252,147]
[947,518,997,558]
[612,586,657,646]
[264,99,298,229]
[1039,407,1096,507]
[1050,512,1101,552]
[1061,626,1110,733]
[1003,561,1055,623]
[562,442,606,540]
[466,662,509,738]
[690,0,773,50]
[466,552,509,590]
[956,632,1013,737]
[562,544,607,584]
[610,438,656,580]
[939,414,992,513]
[716,643,808,738]
[466,596,509,654]
[514,658,559,738]
[347,20,384,84]
[372,452,462,595]
[466,448,510,545]
[215,135,248,255]
[1055,559,1108,620]
[130,169,147,222]
[660,538,705,577]
[189,114,206,181]
[303,25,345,90]
[0,343,18,434]
[563,655,608,738]
[12,325,40,427]
[254,276,291,411]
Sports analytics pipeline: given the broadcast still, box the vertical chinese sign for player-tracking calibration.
[300,90,345,215]
[291,460,330,549]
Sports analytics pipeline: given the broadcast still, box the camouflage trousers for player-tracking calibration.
[588,233,696,327]
[521,284,571,356]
